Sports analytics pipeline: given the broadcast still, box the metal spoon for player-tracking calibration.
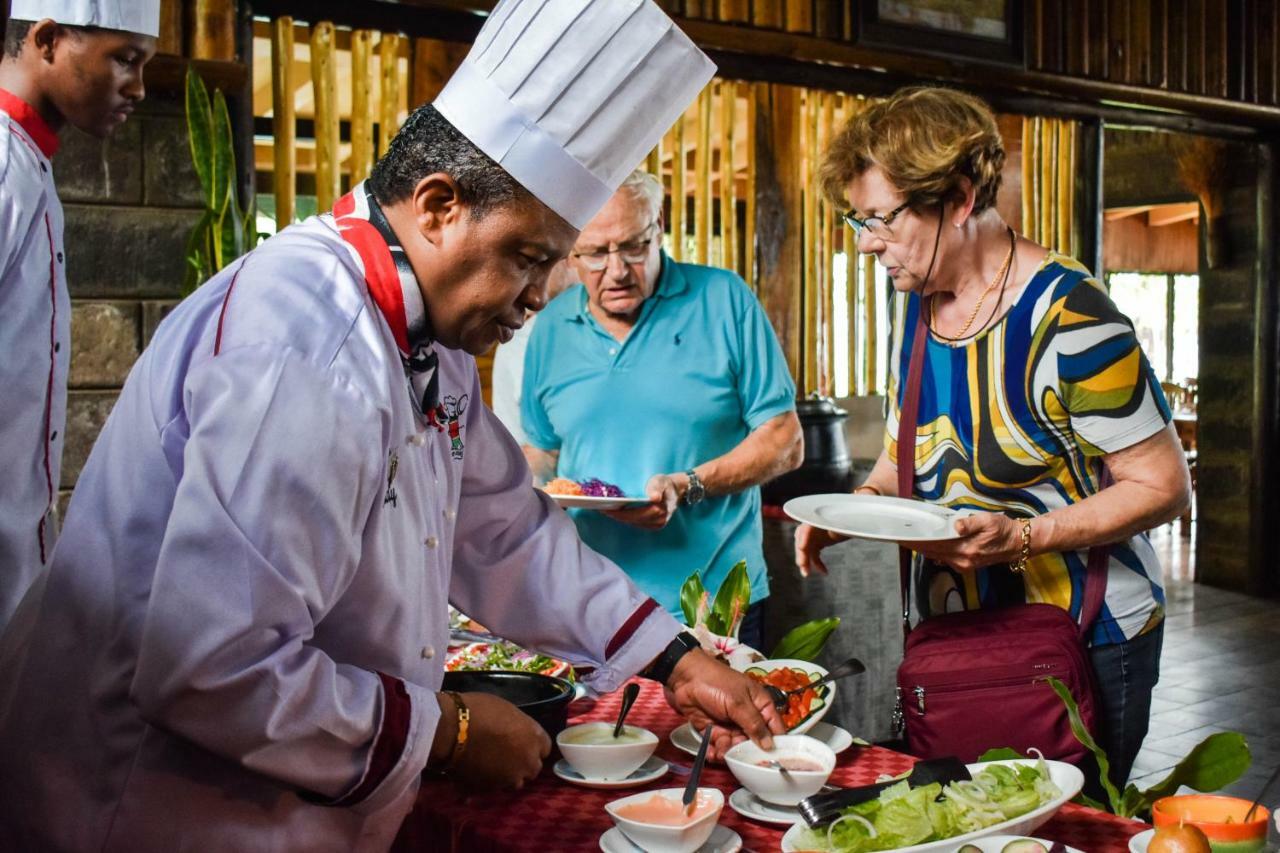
[766,759,794,780]
[764,656,867,711]
[613,682,640,739]
[683,724,713,814]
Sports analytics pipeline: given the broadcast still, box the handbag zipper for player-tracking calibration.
[892,687,904,735]
[908,673,1056,717]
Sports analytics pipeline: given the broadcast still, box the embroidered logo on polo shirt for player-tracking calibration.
[384,450,399,507]
[426,394,468,461]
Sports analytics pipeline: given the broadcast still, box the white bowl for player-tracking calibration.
[724,734,836,805]
[556,721,658,781]
[604,787,724,853]
[732,658,835,735]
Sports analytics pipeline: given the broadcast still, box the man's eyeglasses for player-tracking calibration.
[572,222,659,272]
[842,200,912,241]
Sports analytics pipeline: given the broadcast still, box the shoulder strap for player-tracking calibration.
[896,299,929,639]
[894,296,1109,643]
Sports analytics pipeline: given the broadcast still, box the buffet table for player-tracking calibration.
[393,681,1147,852]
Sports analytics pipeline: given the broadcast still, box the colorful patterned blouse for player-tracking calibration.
[886,253,1171,646]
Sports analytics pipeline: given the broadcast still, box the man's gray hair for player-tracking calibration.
[619,169,665,222]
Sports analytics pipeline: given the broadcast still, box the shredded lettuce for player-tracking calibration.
[793,762,1062,852]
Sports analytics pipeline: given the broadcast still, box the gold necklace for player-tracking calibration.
[931,238,1015,341]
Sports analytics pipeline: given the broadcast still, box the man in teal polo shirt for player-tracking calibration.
[522,170,802,649]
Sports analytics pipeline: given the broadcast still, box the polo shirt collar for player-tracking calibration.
[567,251,689,322]
[0,89,59,159]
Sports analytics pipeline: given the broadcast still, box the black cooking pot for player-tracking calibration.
[761,394,855,506]
[441,670,580,739]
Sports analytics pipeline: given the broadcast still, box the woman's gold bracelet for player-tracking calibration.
[1010,518,1033,574]
[854,483,882,496]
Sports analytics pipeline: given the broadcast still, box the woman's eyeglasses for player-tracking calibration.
[572,222,659,272]
[842,200,911,240]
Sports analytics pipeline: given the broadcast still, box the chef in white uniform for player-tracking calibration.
[0,1,157,630]
[0,2,782,851]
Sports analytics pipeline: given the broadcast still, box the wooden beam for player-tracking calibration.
[1104,205,1157,220]
[310,21,340,211]
[271,17,297,228]
[1146,201,1201,226]
[755,84,803,383]
[350,29,374,184]
[676,18,1280,134]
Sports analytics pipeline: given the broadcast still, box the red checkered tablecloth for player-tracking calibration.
[393,681,1147,852]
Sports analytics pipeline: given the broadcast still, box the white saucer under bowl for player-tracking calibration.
[727,786,802,825]
[669,721,856,757]
[599,824,742,853]
[554,756,668,789]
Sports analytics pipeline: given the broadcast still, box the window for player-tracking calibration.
[1106,272,1200,385]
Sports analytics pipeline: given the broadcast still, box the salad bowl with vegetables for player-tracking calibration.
[734,659,835,735]
[780,757,1083,853]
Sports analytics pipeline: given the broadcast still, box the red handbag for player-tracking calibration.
[892,297,1103,766]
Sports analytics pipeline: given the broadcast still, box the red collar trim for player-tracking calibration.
[333,190,410,354]
[0,89,59,159]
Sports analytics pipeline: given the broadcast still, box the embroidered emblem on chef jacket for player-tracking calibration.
[432,394,468,460]
[384,451,399,507]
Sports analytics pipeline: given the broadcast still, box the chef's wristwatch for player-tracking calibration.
[641,631,700,685]
[681,469,705,506]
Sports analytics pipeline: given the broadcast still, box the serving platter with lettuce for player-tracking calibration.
[780,757,1084,853]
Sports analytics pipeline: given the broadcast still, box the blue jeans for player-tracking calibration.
[1084,621,1164,800]
[738,600,766,653]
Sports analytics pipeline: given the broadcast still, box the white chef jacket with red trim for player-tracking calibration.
[0,89,68,633]
[0,209,678,851]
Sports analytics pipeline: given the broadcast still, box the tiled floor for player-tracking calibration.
[1130,521,1280,799]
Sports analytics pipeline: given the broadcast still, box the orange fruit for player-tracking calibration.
[1148,824,1212,853]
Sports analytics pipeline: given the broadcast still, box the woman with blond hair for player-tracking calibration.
[796,87,1190,791]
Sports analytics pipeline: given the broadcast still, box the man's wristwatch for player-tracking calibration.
[641,631,700,685]
[681,469,705,506]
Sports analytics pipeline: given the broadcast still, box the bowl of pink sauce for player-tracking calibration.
[724,734,836,805]
[604,787,724,853]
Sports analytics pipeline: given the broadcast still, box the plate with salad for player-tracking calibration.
[779,757,1084,853]
[540,477,651,510]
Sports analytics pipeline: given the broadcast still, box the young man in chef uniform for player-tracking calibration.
[0,1,783,850]
[0,3,157,631]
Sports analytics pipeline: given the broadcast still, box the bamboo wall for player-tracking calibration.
[253,20,464,225]
[652,80,884,396]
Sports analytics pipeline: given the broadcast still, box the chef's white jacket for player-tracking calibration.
[0,90,68,632]
[0,213,679,851]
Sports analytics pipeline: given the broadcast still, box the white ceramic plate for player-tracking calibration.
[553,756,668,790]
[599,824,742,853]
[728,787,804,826]
[779,758,1085,852]
[783,493,970,542]
[670,721,856,757]
[544,492,652,511]
[733,658,835,735]
[1128,828,1154,853]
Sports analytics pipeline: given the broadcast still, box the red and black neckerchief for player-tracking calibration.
[333,182,439,420]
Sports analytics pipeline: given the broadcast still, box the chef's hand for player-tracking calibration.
[795,523,848,578]
[664,649,784,761]
[910,511,1021,573]
[435,692,551,790]
[601,473,680,529]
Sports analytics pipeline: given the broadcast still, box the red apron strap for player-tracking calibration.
[896,298,929,640]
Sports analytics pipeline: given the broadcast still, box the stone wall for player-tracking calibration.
[1195,143,1265,593]
[52,93,204,515]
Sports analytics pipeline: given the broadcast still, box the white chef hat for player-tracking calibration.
[10,0,160,38]
[434,0,715,230]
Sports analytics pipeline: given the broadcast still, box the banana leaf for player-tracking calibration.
[1122,732,1251,818]
[679,572,709,628]
[708,560,751,638]
[769,617,840,662]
